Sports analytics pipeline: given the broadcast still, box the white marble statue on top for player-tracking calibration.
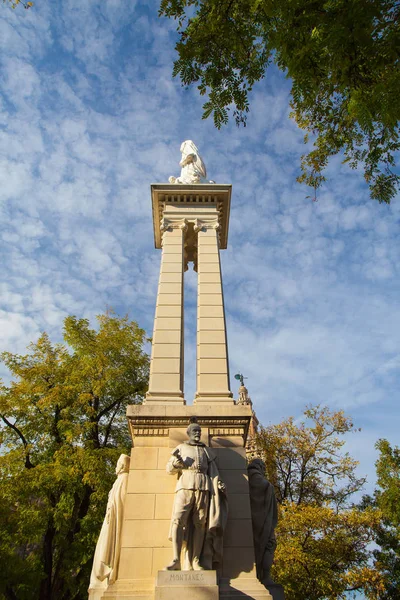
[88,454,130,598]
[169,140,215,184]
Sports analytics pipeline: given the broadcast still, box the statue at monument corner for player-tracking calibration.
[88,454,130,595]
[248,458,278,588]
[169,140,215,184]
[165,420,228,571]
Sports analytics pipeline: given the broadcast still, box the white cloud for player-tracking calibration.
[0,0,399,498]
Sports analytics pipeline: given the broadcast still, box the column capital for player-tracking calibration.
[193,217,220,233]
[193,218,202,233]
[160,217,169,232]
[179,218,189,232]
[151,184,231,249]
[160,216,189,232]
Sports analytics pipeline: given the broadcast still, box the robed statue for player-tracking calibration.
[88,454,130,594]
[165,420,228,571]
[248,458,278,587]
[169,140,215,185]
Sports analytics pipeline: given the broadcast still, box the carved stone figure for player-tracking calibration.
[248,458,278,587]
[165,421,228,571]
[169,140,215,184]
[88,454,130,593]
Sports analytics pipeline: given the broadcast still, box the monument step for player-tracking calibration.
[102,578,154,600]
[219,577,273,599]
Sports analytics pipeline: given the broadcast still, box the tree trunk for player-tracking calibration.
[4,586,18,600]
[39,519,55,600]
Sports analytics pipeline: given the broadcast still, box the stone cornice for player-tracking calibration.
[126,404,252,443]
[151,184,231,250]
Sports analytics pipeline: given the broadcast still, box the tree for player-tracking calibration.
[0,311,149,600]
[367,439,400,598]
[159,0,400,203]
[253,406,384,599]
[2,1,34,9]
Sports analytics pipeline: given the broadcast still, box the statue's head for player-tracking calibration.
[116,454,130,475]
[186,421,202,444]
[248,458,266,475]
[180,140,198,155]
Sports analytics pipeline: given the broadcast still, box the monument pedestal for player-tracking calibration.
[100,404,273,599]
[219,578,272,599]
[154,570,218,600]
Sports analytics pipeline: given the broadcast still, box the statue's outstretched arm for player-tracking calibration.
[179,153,196,167]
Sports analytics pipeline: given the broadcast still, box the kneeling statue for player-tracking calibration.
[248,458,278,587]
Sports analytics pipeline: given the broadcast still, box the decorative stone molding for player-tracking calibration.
[127,414,251,443]
[160,217,169,232]
[209,427,244,437]
[179,218,189,232]
[160,217,189,232]
[132,427,169,437]
[151,184,231,249]
[193,218,203,233]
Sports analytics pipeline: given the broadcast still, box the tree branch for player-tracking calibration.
[1,414,34,469]
[96,396,124,422]
[103,401,122,447]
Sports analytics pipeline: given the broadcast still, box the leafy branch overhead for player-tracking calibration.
[159,0,400,203]
[3,0,33,8]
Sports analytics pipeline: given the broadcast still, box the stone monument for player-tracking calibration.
[92,142,283,600]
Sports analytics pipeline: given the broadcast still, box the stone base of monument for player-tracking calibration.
[264,584,285,600]
[154,570,218,600]
[219,577,273,599]
[102,579,154,600]
[94,575,283,600]
[88,588,107,600]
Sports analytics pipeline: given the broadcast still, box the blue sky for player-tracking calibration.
[1,0,400,496]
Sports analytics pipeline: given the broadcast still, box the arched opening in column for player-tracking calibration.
[183,264,197,405]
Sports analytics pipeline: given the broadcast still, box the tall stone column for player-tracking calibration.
[196,220,233,403]
[98,181,276,600]
[145,218,186,405]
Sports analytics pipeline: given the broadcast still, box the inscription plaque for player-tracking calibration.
[156,570,217,587]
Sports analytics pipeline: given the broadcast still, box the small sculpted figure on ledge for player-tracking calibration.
[165,419,228,571]
[88,454,130,593]
[248,458,278,587]
[169,140,215,185]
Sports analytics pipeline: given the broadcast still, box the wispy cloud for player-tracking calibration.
[1,0,399,492]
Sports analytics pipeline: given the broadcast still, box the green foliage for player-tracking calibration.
[254,405,365,508]
[368,439,400,598]
[2,0,33,9]
[0,311,149,600]
[254,406,384,599]
[274,503,384,599]
[159,0,400,203]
